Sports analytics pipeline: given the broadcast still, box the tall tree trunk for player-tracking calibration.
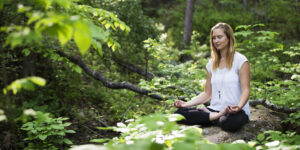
[182,0,195,46]
[180,0,195,62]
[243,0,247,11]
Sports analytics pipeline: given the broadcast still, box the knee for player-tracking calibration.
[220,119,246,132]
[174,107,187,114]
[220,122,241,132]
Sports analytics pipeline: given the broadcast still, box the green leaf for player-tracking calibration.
[120,23,126,31]
[63,138,73,145]
[22,48,31,56]
[38,135,47,140]
[65,130,76,133]
[58,24,73,45]
[54,0,71,10]
[257,134,265,141]
[29,77,46,86]
[114,21,119,28]
[96,126,114,130]
[73,66,82,74]
[90,138,111,143]
[74,21,92,55]
[89,23,106,41]
[199,143,219,150]
[92,39,103,56]
[105,23,111,29]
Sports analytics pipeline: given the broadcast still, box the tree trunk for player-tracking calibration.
[243,0,247,11]
[182,0,195,46]
[180,0,195,62]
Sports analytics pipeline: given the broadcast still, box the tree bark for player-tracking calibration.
[243,0,247,11]
[182,0,195,46]
[249,99,299,114]
[180,0,195,62]
[57,51,163,100]
[112,56,156,79]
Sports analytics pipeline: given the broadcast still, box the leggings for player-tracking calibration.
[174,107,249,132]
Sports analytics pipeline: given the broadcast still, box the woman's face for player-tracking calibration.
[212,28,229,51]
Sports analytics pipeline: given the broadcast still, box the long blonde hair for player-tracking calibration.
[209,23,236,71]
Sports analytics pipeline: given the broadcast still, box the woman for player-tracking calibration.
[174,23,250,132]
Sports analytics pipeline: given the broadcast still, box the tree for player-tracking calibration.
[180,0,195,62]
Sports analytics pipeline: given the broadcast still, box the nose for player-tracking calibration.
[214,39,219,44]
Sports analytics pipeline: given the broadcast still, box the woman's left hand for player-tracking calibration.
[228,105,241,114]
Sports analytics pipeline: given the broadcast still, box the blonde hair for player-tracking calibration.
[209,23,236,71]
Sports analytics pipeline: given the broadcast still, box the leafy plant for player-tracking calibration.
[80,113,254,150]
[254,131,300,150]
[21,110,75,150]
[3,76,46,95]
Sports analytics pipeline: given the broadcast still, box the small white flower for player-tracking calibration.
[156,121,164,126]
[18,4,24,9]
[0,109,4,114]
[47,22,53,27]
[23,28,30,35]
[115,128,129,133]
[70,144,106,150]
[139,127,147,132]
[168,114,181,122]
[265,140,280,147]
[0,115,7,121]
[125,119,134,123]
[136,124,145,128]
[126,140,134,144]
[117,122,126,127]
[232,140,246,144]
[291,74,300,80]
[23,109,36,116]
[153,134,165,144]
[70,15,79,21]
[125,136,131,141]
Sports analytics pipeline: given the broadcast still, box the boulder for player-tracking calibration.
[202,105,286,143]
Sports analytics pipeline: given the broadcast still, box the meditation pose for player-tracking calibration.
[174,23,250,132]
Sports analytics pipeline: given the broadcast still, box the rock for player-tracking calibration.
[202,106,286,143]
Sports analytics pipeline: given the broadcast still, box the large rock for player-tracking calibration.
[202,105,286,143]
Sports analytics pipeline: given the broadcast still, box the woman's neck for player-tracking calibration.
[220,48,228,60]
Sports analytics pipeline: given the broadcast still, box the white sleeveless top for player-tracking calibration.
[206,52,250,118]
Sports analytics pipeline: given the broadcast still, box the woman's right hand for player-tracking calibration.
[174,100,186,108]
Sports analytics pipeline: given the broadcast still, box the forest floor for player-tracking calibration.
[68,105,291,145]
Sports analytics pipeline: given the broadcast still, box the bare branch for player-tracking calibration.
[249,99,299,113]
[112,55,156,79]
[57,51,163,100]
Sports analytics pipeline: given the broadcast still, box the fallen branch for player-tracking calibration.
[112,55,156,80]
[57,51,163,100]
[56,51,299,114]
[249,99,299,113]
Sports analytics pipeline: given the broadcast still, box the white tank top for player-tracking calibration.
[206,52,250,118]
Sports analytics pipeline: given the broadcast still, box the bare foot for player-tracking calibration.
[197,107,210,113]
[219,107,229,123]
[219,115,228,123]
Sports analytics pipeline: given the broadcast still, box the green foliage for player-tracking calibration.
[0,0,129,56]
[1,0,300,149]
[21,110,75,150]
[3,76,46,95]
[83,113,254,150]
[254,131,300,150]
[282,111,300,126]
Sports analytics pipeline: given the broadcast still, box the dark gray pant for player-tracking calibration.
[174,107,249,132]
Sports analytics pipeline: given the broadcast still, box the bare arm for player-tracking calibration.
[228,62,250,113]
[174,71,212,108]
